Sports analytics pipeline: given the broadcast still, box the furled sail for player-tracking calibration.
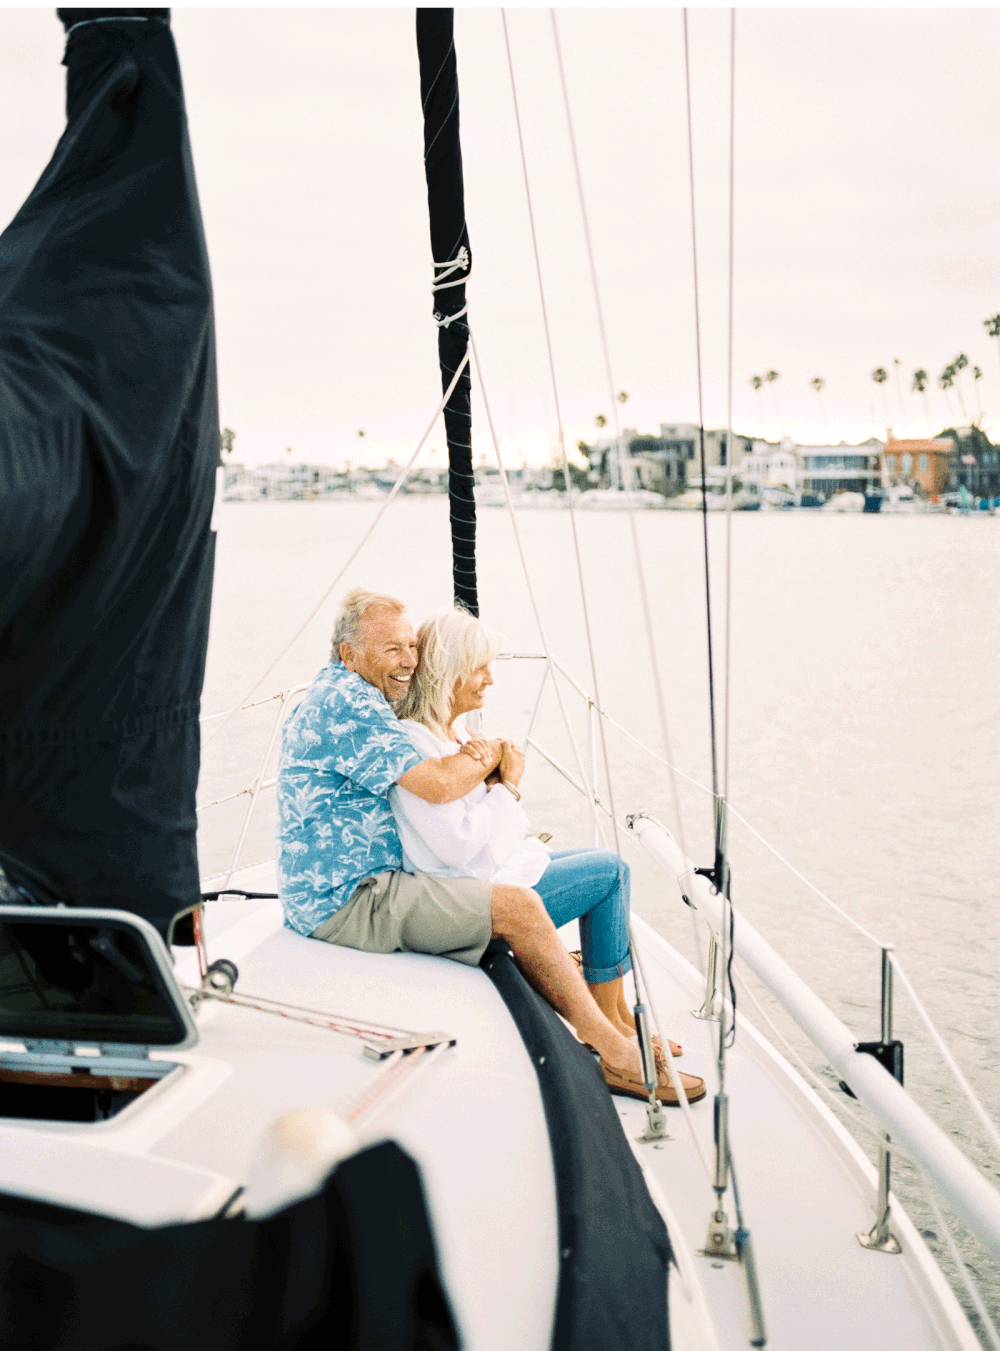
[416,8,478,616]
[0,9,219,936]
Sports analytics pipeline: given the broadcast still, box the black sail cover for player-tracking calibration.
[416,8,478,616]
[481,943,672,1351]
[0,10,218,935]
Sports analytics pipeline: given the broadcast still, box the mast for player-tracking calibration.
[416,9,477,616]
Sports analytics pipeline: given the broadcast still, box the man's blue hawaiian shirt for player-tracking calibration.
[277,663,422,936]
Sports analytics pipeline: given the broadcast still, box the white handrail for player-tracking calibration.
[627,813,1000,1269]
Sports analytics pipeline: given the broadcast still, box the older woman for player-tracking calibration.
[391,607,702,1104]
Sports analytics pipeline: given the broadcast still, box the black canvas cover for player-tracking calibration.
[416,9,477,616]
[0,1140,459,1351]
[481,941,672,1351]
[0,11,218,935]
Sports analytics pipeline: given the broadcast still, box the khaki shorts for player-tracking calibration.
[310,870,494,967]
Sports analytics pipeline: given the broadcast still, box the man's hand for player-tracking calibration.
[460,737,503,770]
[399,740,502,805]
[498,740,525,788]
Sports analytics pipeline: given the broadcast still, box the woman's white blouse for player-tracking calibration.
[388,720,550,887]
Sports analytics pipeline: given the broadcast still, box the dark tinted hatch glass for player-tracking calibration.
[0,918,187,1045]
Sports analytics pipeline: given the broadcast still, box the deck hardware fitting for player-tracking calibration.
[362,1033,456,1062]
[201,959,239,997]
[692,930,723,1021]
[700,1208,737,1260]
[634,1000,672,1142]
[856,946,903,1255]
[698,1093,738,1258]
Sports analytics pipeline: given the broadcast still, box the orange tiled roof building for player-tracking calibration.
[883,437,952,496]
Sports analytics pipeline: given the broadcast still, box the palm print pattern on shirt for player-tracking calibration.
[277,663,422,936]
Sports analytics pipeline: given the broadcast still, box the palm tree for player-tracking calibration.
[938,365,957,423]
[984,314,1000,380]
[973,365,985,424]
[765,370,782,432]
[809,376,827,425]
[871,367,892,430]
[953,353,970,422]
[749,374,765,427]
[912,369,933,433]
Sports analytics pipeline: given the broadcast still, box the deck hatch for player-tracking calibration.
[0,906,197,1056]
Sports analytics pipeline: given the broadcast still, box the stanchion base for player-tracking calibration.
[856,1227,902,1255]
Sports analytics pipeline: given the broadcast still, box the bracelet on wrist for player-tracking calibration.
[501,779,521,802]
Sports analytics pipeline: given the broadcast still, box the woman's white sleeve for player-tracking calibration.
[391,782,528,873]
[388,721,529,875]
[479,785,531,874]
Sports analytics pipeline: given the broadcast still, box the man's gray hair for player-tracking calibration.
[331,587,407,661]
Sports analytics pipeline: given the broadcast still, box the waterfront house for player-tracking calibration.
[797,440,883,497]
[739,438,798,491]
[883,437,952,496]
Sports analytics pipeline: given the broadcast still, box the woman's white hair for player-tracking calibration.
[399,607,502,733]
[330,587,407,661]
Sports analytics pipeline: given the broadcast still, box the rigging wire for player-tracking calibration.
[500,8,701,1137]
[683,7,737,1076]
[918,1172,1000,1351]
[723,12,736,808]
[202,353,470,750]
[468,327,611,842]
[548,9,690,868]
[470,328,714,1190]
[500,10,697,1124]
[574,699,890,954]
[682,9,720,823]
[721,9,738,1063]
[729,965,898,1155]
[890,953,1000,1164]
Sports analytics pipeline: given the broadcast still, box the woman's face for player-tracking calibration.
[451,662,494,719]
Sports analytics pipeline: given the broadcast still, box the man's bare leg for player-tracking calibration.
[490,884,641,1075]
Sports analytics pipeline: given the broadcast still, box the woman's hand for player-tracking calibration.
[460,737,502,770]
[498,739,525,788]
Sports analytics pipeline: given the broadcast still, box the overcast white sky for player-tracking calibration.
[3,6,1000,466]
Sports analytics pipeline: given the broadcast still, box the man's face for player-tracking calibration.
[340,606,418,706]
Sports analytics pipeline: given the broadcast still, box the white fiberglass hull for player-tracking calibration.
[0,862,980,1351]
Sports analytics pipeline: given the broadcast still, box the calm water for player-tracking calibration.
[200,498,1000,1334]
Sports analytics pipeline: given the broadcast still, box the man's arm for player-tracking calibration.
[397,739,503,804]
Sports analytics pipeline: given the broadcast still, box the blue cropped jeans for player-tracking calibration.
[532,847,632,984]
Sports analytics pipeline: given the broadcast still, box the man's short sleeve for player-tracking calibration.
[330,676,422,797]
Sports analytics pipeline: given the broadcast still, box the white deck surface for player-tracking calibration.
[0,862,980,1351]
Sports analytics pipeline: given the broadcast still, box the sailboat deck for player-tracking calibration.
[0,861,978,1351]
[184,867,981,1351]
[621,915,976,1351]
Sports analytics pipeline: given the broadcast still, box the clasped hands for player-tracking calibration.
[460,736,525,788]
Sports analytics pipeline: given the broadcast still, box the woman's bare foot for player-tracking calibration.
[580,963,684,1056]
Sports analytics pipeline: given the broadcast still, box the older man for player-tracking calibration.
[277,587,699,1101]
